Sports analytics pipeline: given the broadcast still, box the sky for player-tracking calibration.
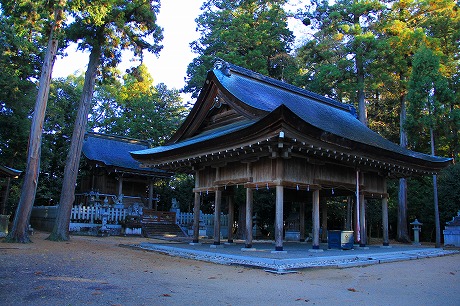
[53,1,308,102]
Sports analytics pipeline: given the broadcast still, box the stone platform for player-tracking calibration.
[134,239,458,273]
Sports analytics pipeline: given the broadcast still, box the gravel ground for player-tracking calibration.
[1,231,459,306]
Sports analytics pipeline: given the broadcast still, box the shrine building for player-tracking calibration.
[131,61,451,252]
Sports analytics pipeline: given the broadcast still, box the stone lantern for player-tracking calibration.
[410,219,423,245]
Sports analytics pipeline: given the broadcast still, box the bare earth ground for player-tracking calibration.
[1,231,459,306]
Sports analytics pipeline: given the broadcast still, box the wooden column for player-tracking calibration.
[244,162,253,248]
[354,170,361,243]
[359,194,367,247]
[346,196,352,231]
[321,199,328,242]
[117,176,123,196]
[382,197,390,246]
[192,192,201,244]
[245,187,253,248]
[299,201,306,242]
[275,185,284,251]
[148,180,154,210]
[227,195,234,243]
[312,189,320,249]
[1,177,11,214]
[192,170,201,244]
[213,189,222,245]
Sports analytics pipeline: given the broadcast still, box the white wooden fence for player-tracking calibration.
[176,211,228,227]
[69,205,227,227]
[70,205,127,224]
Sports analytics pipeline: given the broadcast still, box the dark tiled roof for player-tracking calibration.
[82,133,166,174]
[216,63,448,164]
[132,61,451,169]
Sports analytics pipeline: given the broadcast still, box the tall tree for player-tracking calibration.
[377,0,458,242]
[406,45,453,247]
[48,0,163,241]
[184,0,295,98]
[91,64,187,145]
[299,0,385,125]
[4,0,66,242]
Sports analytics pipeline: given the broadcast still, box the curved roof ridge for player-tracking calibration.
[217,61,357,118]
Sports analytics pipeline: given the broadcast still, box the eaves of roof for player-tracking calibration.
[131,105,451,176]
[0,165,22,178]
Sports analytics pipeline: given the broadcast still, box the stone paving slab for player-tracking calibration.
[134,240,459,273]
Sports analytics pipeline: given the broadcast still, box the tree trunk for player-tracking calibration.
[397,94,411,242]
[431,128,441,248]
[356,51,367,126]
[48,46,101,241]
[5,9,63,243]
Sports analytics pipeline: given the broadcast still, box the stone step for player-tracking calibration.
[142,223,187,238]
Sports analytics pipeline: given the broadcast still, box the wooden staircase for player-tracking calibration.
[142,222,187,238]
[141,209,187,238]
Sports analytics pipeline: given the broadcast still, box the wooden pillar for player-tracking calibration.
[117,176,123,196]
[237,200,245,239]
[321,199,328,242]
[213,189,222,245]
[299,200,306,242]
[346,196,352,231]
[354,170,361,243]
[227,195,234,243]
[192,192,201,243]
[382,197,390,246]
[245,187,253,248]
[312,189,320,249]
[148,180,154,210]
[1,177,11,215]
[192,170,201,244]
[359,194,367,247]
[275,185,284,251]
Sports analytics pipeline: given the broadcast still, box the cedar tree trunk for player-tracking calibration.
[397,94,411,242]
[48,45,101,241]
[5,10,63,242]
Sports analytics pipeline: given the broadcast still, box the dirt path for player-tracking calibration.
[1,231,459,306]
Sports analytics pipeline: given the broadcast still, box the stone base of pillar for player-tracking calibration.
[210,244,224,249]
[241,247,257,252]
[225,241,234,245]
[189,241,201,245]
[308,248,324,253]
[271,250,287,254]
[381,244,392,248]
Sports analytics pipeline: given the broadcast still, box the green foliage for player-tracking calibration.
[298,0,385,123]
[36,76,83,205]
[438,164,460,224]
[65,0,163,76]
[406,44,453,155]
[0,6,46,169]
[184,0,295,97]
[90,64,187,146]
[154,174,195,212]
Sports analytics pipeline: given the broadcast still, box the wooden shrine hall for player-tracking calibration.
[131,61,451,252]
